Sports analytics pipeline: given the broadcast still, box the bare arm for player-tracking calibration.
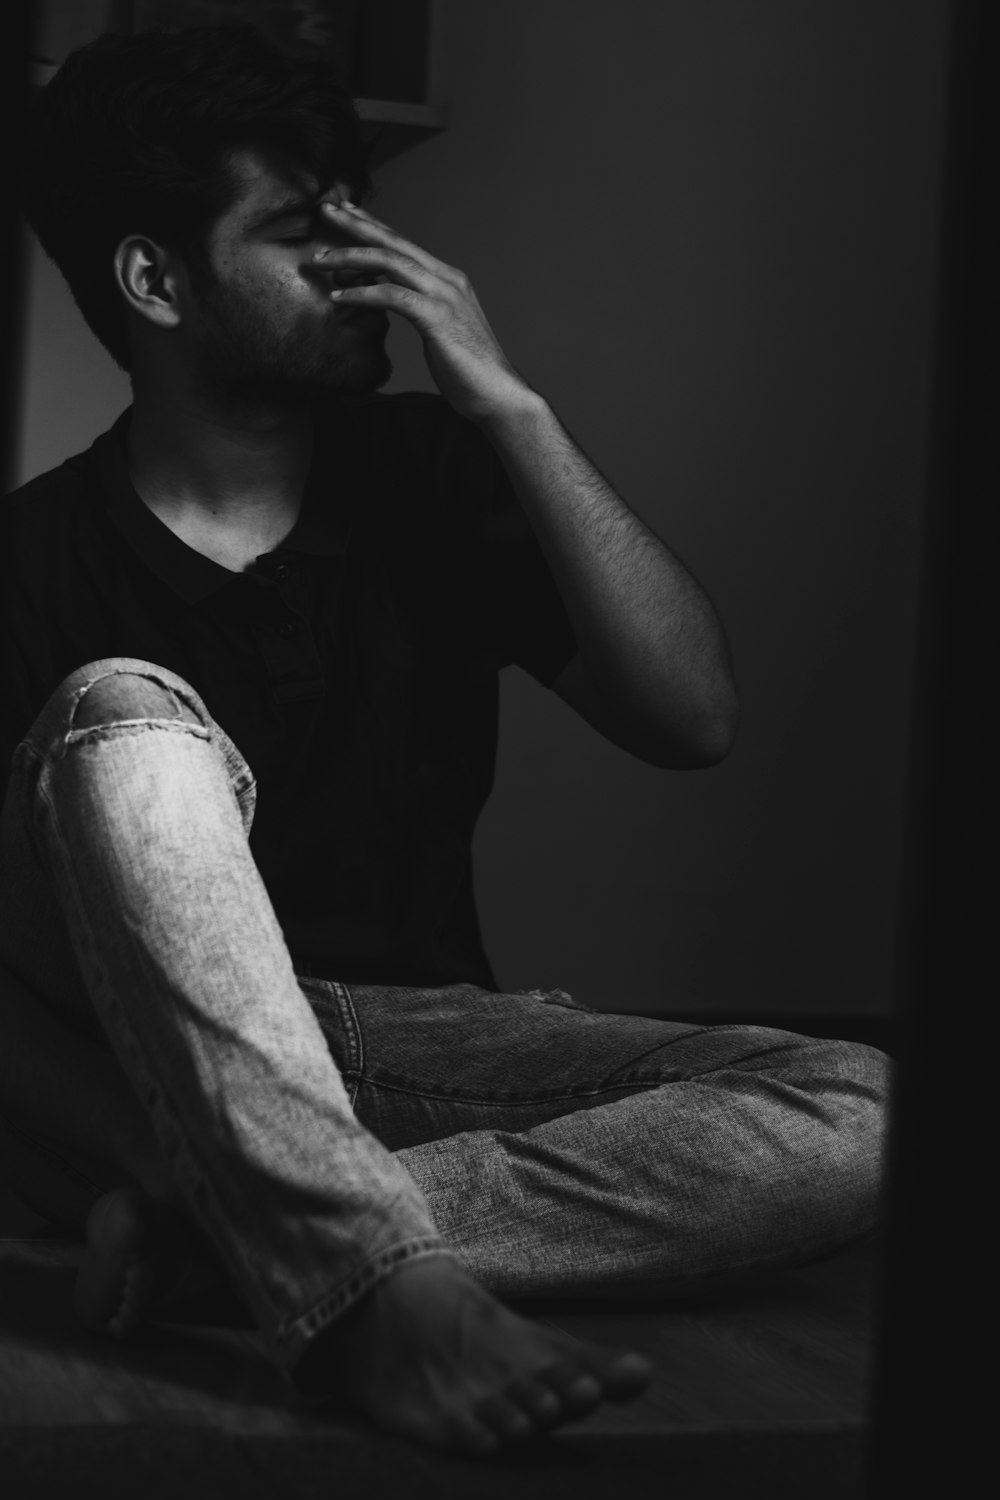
[477,393,739,768]
[311,198,739,769]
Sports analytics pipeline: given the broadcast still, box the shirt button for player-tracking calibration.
[276,620,296,638]
[274,564,291,581]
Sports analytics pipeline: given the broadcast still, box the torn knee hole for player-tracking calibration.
[72,676,203,732]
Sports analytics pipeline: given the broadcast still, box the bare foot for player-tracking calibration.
[295,1255,653,1458]
[73,1186,224,1339]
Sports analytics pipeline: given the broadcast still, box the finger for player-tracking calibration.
[320,200,413,246]
[319,201,459,281]
[312,244,438,296]
[325,280,433,325]
[328,199,397,235]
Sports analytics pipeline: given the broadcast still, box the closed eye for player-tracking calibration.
[276,209,324,244]
[275,198,355,245]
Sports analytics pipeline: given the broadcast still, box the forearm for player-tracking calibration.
[317,203,737,761]
[476,392,739,762]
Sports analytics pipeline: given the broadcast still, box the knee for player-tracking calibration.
[798,1037,893,1146]
[796,1038,894,1233]
[824,1039,893,1121]
[71,666,205,734]
[818,1037,893,1105]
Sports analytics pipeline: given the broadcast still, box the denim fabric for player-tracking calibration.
[0,660,891,1385]
[300,978,889,1298]
[0,659,455,1384]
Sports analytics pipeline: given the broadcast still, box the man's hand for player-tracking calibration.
[313,201,737,768]
[313,201,535,424]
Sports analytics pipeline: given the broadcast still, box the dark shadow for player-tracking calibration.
[865,1,997,1494]
[0,4,32,497]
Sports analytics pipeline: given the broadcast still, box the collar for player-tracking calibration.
[87,405,354,605]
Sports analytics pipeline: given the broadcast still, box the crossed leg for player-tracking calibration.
[0,659,652,1457]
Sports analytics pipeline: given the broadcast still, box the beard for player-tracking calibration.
[189,272,392,409]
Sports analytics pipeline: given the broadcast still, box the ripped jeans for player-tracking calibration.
[0,659,891,1394]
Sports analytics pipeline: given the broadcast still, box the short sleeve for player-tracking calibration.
[412,396,579,686]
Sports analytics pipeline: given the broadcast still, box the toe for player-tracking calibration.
[88,1188,147,1255]
[574,1346,653,1400]
[504,1375,562,1429]
[551,1329,654,1402]
[474,1391,536,1445]
[603,1351,653,1400]
[537,1359,603,1416]
[452,1409,501,1458]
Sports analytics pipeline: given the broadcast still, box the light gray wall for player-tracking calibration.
[16,1,950,1014]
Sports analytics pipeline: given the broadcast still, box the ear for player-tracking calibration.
[113,235,184,331]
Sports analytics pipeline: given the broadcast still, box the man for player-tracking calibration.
[0,25,888,1459]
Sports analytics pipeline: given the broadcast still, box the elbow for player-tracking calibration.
[646,690,740,771]
[652,733,734,771]
[693,676,741,766]
[687,728,736,769]
[696,693,741,766]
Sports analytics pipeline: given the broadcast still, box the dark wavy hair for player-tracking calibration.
[20,25,373,372]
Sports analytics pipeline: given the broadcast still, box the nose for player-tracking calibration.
[309,217,380,290]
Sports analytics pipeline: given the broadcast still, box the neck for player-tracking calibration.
[124,389,323,572]
[126,387,317,525]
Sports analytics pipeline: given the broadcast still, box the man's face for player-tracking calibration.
[179,146,391,403]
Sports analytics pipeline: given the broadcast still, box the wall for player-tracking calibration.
[15,1,951,1015]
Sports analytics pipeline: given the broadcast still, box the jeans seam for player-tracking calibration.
[333,981,365,1079]
[332,981,364,1111]
[298,978,364,1110]
[356,1074,667,1108]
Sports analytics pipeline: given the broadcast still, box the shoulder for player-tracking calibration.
[1,437,115,625]
[2,454,93,548]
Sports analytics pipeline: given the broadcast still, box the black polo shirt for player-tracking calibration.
[1,392,578,988]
